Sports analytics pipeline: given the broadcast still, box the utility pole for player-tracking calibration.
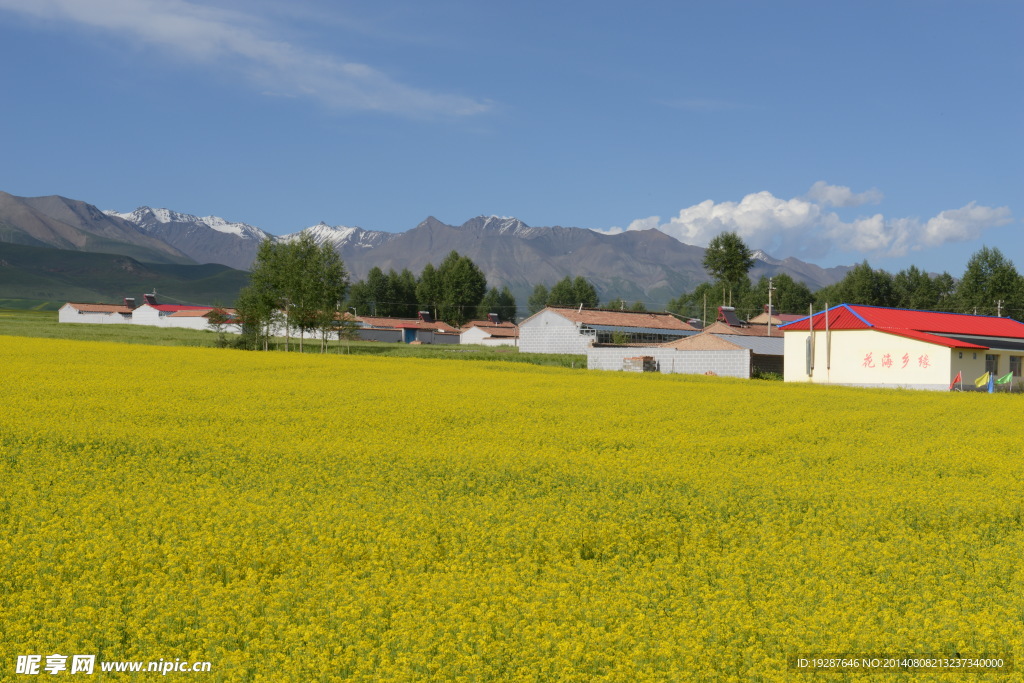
[767,277,775,337]
[997,300,1004,317]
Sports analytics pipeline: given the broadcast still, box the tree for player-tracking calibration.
[333,312,361,354]
[703,232,754,305]
[604,297,627,310]
[668,281,741,325]
[815,261,895,308]
[435,251,487,327]
[955,246,1024,316]
[416,263,442,320]
[528,284,549,314]
[206,305,233,348]
[548,276,598,308]
[235,239,288,351]
[234,235,348,352]
[892,265,941,311]
[306,242,350,352]
[742,273,814,316]
[392,268,420,318]
[363,266,393,317]
[477,286,518,323]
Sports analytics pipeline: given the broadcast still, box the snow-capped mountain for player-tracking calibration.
[281,222,395,251]
[107,206,273,270]
[751,249,783,265]
[457,215,542,238]
[107,207,272,241]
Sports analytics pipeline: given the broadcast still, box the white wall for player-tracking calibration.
[784,329,953,390]
[58,305,131,325]
[460,327,518,347]
[519,310,594,354]
[130,304,164,327]
[587,346,753,378]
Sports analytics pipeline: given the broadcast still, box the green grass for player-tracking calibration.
[0,309,586,368]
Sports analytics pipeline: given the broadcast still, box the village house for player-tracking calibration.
[519,307,699,355]
[58,300,135,325]
[357,312,460,344]
[780,304,1024,391]
[460,314,519,347]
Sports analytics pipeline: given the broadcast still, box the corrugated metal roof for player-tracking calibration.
[716,334,785,355]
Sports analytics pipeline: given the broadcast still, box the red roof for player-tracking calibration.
[779,304,1024,348]
[148,304,215,313]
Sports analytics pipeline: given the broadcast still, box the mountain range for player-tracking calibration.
[0,191,852,309]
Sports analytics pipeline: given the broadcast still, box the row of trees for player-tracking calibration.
[527,276,599,314]
[235,234,350,351]
[345,252,517,327]
[236,244,521,351]
[668,232,1024,322]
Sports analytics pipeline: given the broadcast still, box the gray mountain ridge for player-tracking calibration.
[1,192,852,309]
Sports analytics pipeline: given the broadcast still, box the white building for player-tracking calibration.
[519,307,699,355]
[781,304,1024,391]
[460,319,519,347]
[58,302,134,325]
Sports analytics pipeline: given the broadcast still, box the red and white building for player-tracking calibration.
[780,304,1024,390]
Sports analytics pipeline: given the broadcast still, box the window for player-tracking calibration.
[1011,356,1022,377]
[985,354,999,375]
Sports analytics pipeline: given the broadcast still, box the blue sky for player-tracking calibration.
[0,0,1020,276]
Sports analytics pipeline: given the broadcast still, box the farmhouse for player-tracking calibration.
[586,321,784,378]
[131,302,224,327]
[460,316,519,347]
[780,304,1024,391]
[357,313,460,344]
[519,307,699,355]
[58,301,134,325]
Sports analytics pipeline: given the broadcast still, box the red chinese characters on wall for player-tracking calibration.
[860,352,930,370]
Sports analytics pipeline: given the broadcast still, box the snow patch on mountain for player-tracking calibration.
[461,215,541,238]
[107,207,270,241]
[282,222,395,249]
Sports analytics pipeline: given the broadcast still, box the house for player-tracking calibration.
[58,300,134,325]
[519,307,699,355]
[460,315,519,347]
[131,302,222,327]
[779,304,1024,390]
[357,312,460,344]
[163,308,240,333]
[746,305,804,331]
[586,321,784,378]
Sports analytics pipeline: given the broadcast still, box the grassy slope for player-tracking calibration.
[0,241,249,305]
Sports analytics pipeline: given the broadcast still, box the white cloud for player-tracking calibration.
[600,182,1013,259]
[805,181,883,208]
[0,0,490,116]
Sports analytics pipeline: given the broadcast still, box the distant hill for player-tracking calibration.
[0,192,193,264]
[0,242,249,306]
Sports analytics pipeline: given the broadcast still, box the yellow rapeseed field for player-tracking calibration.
[1,336,1021,681]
